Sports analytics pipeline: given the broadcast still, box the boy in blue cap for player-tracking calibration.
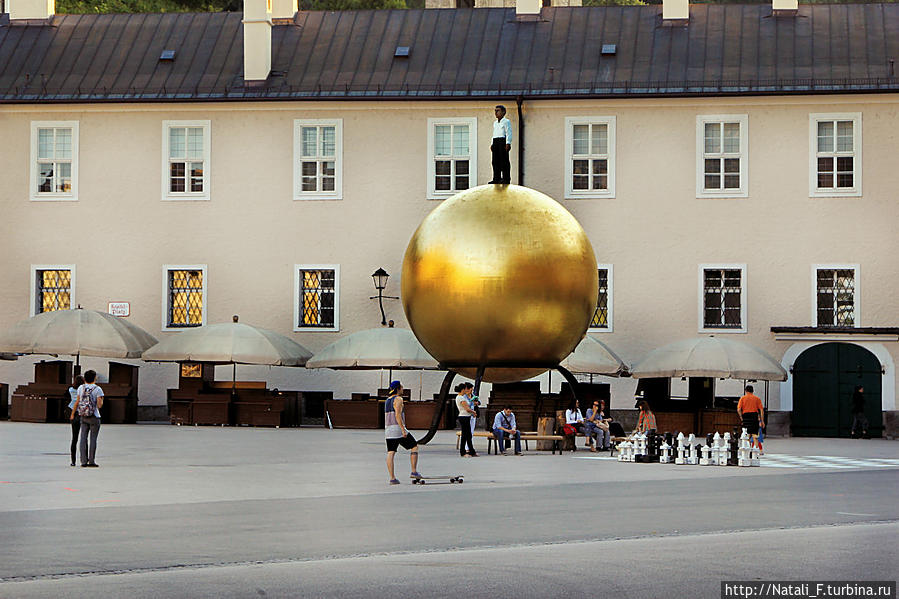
[384,380,421,484]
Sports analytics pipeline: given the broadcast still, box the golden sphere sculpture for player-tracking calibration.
[401,184,598,383]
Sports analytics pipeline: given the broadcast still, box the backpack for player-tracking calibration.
[77,385,97,418]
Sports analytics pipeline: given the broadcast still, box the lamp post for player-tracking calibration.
[370,268,399,326]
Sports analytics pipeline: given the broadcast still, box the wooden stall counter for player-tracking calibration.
[324,399,383,429]
[100,362,140,424]
[10,361,72,423]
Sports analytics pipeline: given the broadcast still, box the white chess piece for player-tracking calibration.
[700,443,711,466]
[616,440,627,462]
[686,433,698,465]
[675,432,686,465]
[659,440,671,464]
[749,442,760,467]
[738,428,751,466]
[709,432,721,465]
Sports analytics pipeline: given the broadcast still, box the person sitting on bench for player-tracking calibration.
[566,399,593,449]
[492,406,522,456]
[585,399,611,451]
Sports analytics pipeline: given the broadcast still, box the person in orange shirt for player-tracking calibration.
[737,385,765,452]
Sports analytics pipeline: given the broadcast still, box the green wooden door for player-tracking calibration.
[792,343,882,437]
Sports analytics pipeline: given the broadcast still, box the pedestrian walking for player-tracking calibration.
[66,374,85,467]
[737,385,764,450]
[70,369,103,468]
[850,385,869,439]
[384,381,421,485]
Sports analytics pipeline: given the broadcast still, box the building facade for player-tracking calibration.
[1,0,897,435]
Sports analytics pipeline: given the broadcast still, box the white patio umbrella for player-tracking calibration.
[631,336,787,381]
[142,316,312,366]
[305,327,439,370]
[559,335,629,377]
[0,307,158,365]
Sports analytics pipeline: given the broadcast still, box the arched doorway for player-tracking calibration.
[792,342,882,437]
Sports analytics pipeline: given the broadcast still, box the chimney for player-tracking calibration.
[243,0,272,83]
[662,0,688,24]
[271,0,296,23]
[516,0,541,20]
[8,0,55,20]
[772,0,798,16]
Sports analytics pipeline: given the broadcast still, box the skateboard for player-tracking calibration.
[410,474,464,485]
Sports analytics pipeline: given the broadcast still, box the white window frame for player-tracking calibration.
[293,119,343,201]
[695,114,748,199]
[698,264,747,334]
[809,113,862,198]
[30,121,79,201]
[162,120,211,201]
[30,264,75,317]
[564,116,616,199]
[588,264,614,332]
[161,264,208,331]
[811,264,860,328]
[294,264,340,332]
[427,117,477,200]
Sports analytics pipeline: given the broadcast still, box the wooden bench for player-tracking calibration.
[455,430,565,455]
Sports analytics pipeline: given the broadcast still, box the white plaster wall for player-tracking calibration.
[0,95,897,410]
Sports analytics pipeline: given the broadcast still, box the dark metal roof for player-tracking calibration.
[1,4,898,103]
[771,327,899,335]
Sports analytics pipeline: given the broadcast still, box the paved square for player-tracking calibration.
[1,422,896,598]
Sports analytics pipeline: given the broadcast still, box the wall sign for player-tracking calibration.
[108,302,130,317]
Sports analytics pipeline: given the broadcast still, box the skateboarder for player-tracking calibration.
[384,381,421,485]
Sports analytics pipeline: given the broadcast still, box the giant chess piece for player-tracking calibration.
[686,433,698,465]
[659,439,672,464]
[647,430,659,462]
[616,439,627,461]
[738,427,751,467]
[675,432,686,465]
[700,443,711,466]
[749,440,761,467]
[720,432,731,466]
[710,432,722,466]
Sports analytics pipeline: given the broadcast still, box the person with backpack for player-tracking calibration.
[70,369,104,468]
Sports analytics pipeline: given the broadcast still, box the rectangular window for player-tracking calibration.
[163,266,206,329]
[30,122,79,201]
[294,265,339,331]
[565,117,616,199]
[162,121,210,200]
[31,266,74,316]
[815,266,857,327]
[589,266,613,331]
[427,118,477,199]
[294,119,342,200]
[810,113,861,197]
[699,265,747,332]
[696,115,748,198]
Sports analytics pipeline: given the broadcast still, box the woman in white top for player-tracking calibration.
[565,399,593,449]
[455,382,478,457]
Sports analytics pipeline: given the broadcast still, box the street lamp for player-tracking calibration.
[370,268,399,326]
